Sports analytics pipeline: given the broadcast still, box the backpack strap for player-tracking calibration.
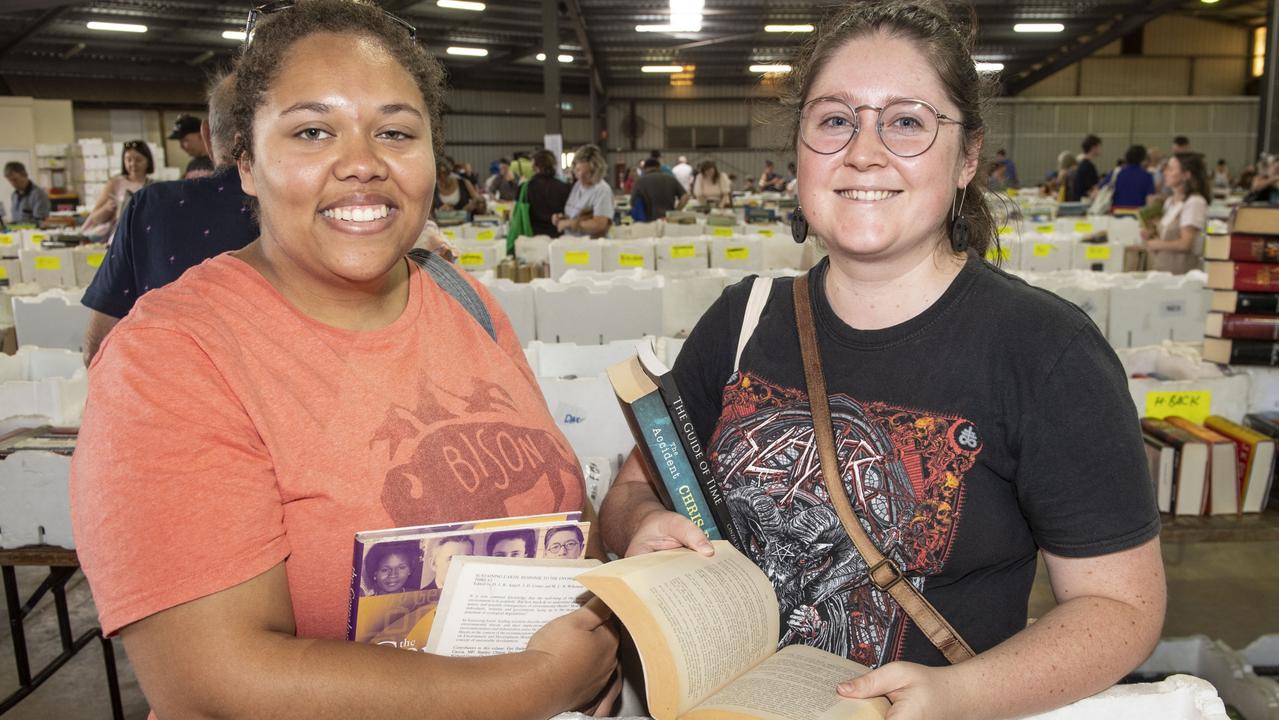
[407,248,496,342]
[734,276,773,373]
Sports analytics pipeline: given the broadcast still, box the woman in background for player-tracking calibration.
[555,144,613,237]
[80,139,153,242]
[691,159,733,208]
[526,149,571,237]
[1142,152,1209,273]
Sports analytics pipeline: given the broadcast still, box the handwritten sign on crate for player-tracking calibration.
[1144,391,1211,424]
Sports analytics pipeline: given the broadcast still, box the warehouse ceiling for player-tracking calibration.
[0,0,1270,101]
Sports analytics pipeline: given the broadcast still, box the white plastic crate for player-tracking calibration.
[0,450,74,549]
[0,346,87,432]
[13,288,91,351]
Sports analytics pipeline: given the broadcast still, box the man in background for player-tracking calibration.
[4,162,51,224]
[671,155,693,193]
[1069,134,1102,201]
[487,158,520,201]
[82,75,256,364]
[758,160,786,191]
[631,157,688,221]
[168,114,214,179]
[994,149,1019,187]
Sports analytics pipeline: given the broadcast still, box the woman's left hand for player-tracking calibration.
[837,661,971,720]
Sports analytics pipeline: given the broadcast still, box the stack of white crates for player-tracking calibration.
[71,138,110,206]
[34,144,70,194]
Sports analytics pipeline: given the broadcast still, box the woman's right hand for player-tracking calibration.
[624,507,715,557]
[524,597,620,712]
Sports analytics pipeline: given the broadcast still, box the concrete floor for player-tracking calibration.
[2,539,1277,720]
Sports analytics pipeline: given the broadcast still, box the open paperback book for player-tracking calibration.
[577,542,888,720]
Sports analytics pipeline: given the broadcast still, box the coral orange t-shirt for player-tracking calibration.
[70,254,584,638]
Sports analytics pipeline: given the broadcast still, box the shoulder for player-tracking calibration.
[967,260,1097,348]
[115,254,259,337]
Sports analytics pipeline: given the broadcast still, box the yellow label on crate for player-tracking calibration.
[985,247,1011,262]
[564,251,591,265]
[1032,243,1054,257]
[619,253,645,268]
[1145,391,1211,425]
[1085,245,1111,260]
[87,252,106,268]
[671,244,696,258]
[0,266,7,280]
[459,253,484,267]
[1035,224,1054,235]
[35,256,62,270]
[758,229,775,237]
[724,247,750,261]
[1006,188,1019,197]
[997,226,1014,236]
[712,227,734,237]
[30,233,48,246]
[475,229,496,241]
[443,229,456,239]
[0,234,13,246]
[1074,222,1094,233]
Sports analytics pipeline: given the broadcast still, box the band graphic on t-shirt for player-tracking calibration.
[370,378,583,525]
[711,371,981,668]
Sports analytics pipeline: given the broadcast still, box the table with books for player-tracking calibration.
[0,545,124,719]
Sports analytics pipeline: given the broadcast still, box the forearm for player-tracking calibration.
[579,216,611,237]
[943,593,1162,718]
[133,631,565,720]
[599,450,665,555]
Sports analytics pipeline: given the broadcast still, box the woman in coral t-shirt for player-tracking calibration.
[69,2,616,718]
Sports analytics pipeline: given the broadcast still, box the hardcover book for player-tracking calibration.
[1230,206,1279,236]
[1142,432,1175,514]
[1205,261,1279,292]
[1166,417,1240,516]
[1205,234,1279,263]
[578,543,888,720]
[1202,338,1279,367]
[346,512,589,651]
[635,339,742,551]
[1211,291,1279,316]
[1204,313,1279,341]
[607,355,722,541]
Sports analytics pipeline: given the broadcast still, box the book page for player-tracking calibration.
[577,542,778,719]
[425,556,600,657]
[685,644,888,720]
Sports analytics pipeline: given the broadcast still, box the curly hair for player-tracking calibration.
[572,144,607,186]
[361,540,423,594]
[228,0,447,163]
[779,0,999,259]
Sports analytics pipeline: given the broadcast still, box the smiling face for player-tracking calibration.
[798,32,976,263]
[375,551,412,594]
[238,32,434,288]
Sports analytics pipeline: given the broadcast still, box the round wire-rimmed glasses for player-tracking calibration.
[243,0,418,46]
[800,97,962,158]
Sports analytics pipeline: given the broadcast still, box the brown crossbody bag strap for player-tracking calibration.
[792,274,976,664]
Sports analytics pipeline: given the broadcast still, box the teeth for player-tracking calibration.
[321,205,391,222]
[841,189,897,201]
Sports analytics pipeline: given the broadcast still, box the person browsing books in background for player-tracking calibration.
[1140,152,1209,274]
[692,159,733,208]
[600,2,1165,719]
[78,139,154,242]
[554,143,613,237]
[68,3,618,719]
[525,149,572,237]
[544,525,585,560]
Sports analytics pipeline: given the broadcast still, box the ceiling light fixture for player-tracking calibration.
[642,65,685,73]
[535,53,574,63]
[636,0,703,33]
[437,0,486,11]
[975,61,1004,72]
[222,30,247,40]
[446,46,489,57]
[764,24,813,33]
[86,21,147,33]
[750,64,791,73]
[1013,23,1064,33]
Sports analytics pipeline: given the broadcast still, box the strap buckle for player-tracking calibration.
[868,557,905,592]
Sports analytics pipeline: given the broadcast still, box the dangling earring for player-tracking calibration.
[950,185,970,254]
[791,206,809,244]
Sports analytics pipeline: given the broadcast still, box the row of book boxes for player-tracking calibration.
[438,223,504,243]
[1133,636,1278,720]
[0,229,55,258]
[990,236,1124,274]
[17,245,105,289]
[1117,344,1251,418]
[532,275,663,345]
[13,288,92,352]
[1017,270,1208,348]
[0,346,86,428]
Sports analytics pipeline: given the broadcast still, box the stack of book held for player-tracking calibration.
[1140,415,1275,516]
[1204,206,1279,366]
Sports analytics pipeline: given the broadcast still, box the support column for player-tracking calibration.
[1258,1,1279,158]
[543,0,562,138]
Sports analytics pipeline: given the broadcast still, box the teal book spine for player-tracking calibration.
[633,390,722,540]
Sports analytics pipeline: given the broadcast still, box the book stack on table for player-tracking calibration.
[1140,415,1276,516]
[1204,206,1279,366]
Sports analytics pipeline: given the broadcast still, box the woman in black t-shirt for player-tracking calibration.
[525,149,572,237]
[599,2,1165,719]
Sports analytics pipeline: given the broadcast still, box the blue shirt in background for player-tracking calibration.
[82,167,258,319]
[1111,164,1155,210]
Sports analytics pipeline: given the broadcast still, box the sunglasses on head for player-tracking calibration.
[243,0,417,46]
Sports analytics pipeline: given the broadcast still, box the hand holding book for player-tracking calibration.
[622,484,716,558]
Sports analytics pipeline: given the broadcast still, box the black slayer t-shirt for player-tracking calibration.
[671,255,1159,668]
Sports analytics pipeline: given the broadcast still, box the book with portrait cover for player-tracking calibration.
[607,355,723,542]
[345,511,589,652]
[577,542,888,720]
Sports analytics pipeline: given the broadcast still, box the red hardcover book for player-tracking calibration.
[1205,234,1279,263]
[1204,312,1279,340]
[1205,261,1279,292]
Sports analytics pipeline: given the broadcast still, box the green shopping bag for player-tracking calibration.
[506,180,533,255]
